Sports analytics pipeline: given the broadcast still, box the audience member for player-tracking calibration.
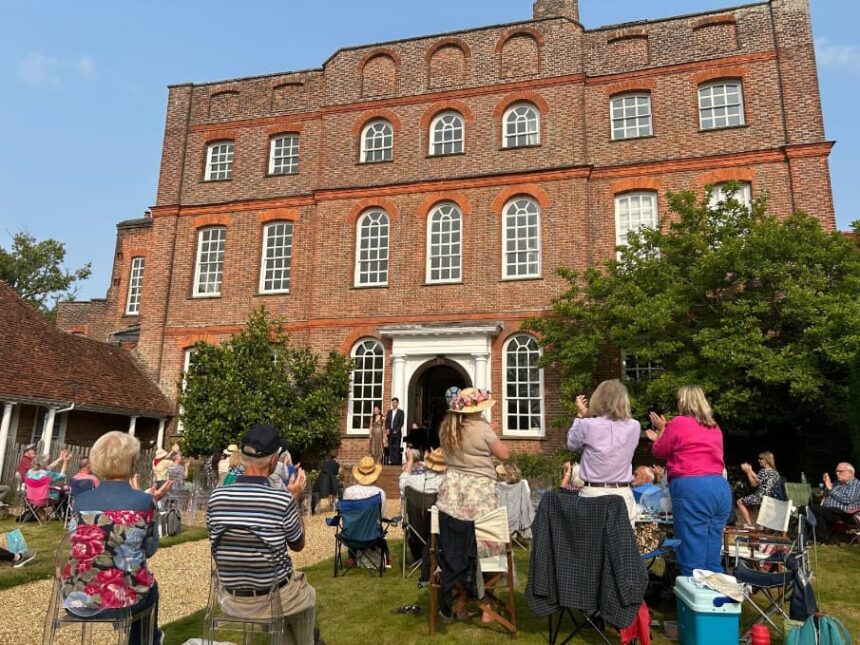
[269,449,296,491]
[72,458,100,488]
[222,448,245,486]
[0,546,36,568]
[436,388,509,622]
[368,405,385,464]
[203,452,221,489]
[399,447,446,495]
[218,444,239,485]
[736,451,781,527]
[27,451,71,501]
[311,453,342,514]
[344,456,386,508]
[560,461,584,492]
[17,444,38,480]
[632,466,655,487]
[808,462,860,543]
[166,453,189,489]
[566,380,640,521]
[495,462,522,485]
[647,385,731,576]
[67,431,163,644]
[320,454,340,477]
[151,448,171,486]
[207,424,315,644]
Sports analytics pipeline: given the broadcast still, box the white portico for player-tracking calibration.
[380,323,502,425]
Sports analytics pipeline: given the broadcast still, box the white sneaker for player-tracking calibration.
[13,550,36,568]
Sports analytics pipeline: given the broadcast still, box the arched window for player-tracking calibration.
[429,111,464,156]
[503,103,540,148]
[614,192,658,248]
[611,94,652,140]
[426,203,462,283]
[348,340,385,434]
[355,210,390,287]
[503,197,541,279]
[698,80,745,130]
[503,334,544,436]
[360,120,394,163]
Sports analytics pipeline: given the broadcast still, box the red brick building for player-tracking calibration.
[57,0,835,459]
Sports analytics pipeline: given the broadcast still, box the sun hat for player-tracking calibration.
[24,444,38,453]
[223,444,239,456]
[154,448,169,459]
[424,448,447,473]
[352,455,383,485]
[241,424,283,458]
[449,387,496,413]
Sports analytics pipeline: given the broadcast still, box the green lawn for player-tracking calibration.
[0,517,208,592]
[163,543,860,645]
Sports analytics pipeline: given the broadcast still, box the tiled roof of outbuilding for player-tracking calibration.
[0,281,172,418]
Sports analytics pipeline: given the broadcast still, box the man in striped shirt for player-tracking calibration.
[207,424,316,644]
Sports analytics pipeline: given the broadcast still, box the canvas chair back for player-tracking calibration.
[25,477,51,507]
[339,494,383,548]
[784,482,812,509]
[475,507,511,573]
[757,496,794,534]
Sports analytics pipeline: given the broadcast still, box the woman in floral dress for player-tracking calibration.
[736,450,781,527]
[65,431,169,644]
[368,405,385,464]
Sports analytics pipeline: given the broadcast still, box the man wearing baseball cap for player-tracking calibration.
[206,424,317,643]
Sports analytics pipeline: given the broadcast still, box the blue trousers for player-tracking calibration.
[669,475,732,576]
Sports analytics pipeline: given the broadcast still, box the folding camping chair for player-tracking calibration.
[723,496,795,564]
[21,477,54,524]
[401,487,437,579]
[428,506,517,638]
[326,494,399,577]
[496,479,535,550]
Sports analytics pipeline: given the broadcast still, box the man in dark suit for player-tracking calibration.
[385,397,404,466]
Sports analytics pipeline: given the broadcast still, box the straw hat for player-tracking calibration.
[352,455,383,485]
[424,448,447,473]
[449,387,496,414]
[154,448,169,459]
[223,444,239,456]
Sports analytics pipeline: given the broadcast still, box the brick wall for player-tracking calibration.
[59,0,836,455]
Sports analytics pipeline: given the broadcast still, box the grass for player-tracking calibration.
[0,517,208,592]
[163,542,860,645]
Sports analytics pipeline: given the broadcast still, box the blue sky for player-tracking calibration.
[2,0,858,299]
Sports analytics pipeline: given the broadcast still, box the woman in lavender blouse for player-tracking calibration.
[566,379,641,520]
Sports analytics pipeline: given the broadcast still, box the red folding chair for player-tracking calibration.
[23,477,53,524]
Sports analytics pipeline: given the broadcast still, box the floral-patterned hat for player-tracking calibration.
[449,387,496,414]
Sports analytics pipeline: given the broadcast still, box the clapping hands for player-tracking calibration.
[575,395,589,418]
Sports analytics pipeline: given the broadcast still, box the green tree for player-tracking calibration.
[525,187,860,450]
[178,308,352,462]
[0,231,92,316]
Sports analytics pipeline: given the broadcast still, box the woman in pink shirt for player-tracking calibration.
[567,379,641,520]
[646,385,731,575]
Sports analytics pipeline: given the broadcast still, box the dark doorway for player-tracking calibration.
[408,359,470,452]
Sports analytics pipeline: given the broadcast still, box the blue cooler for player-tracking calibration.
[674,576,741,645]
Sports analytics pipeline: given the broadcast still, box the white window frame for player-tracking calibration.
[502,334,545,438]
[622,351,662,381]
[611,94,653,140]
[177,347,198,434]
[360,120,393,163]
[31,408,68,446]
[615,192,659,249]
[502,197,541,279]
[193,227,226,298]
[698,80,745,130]
[268,134,299,175]
[429,111,464,156]
[503,103,540,148]
[204,141,234,180]
[347,339,385,435]
[259,221,293,294]
[354,210,390,287]
[125,256,145,315]
[426,203,463,284]
[709,182,752,210]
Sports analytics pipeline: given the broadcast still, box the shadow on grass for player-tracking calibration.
[0,517,208,592]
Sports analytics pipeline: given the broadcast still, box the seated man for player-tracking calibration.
[207,424,315,644]
[809,462,860,543]
[632,465,655,488]
[71,458,100,488]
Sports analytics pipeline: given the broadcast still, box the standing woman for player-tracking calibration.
[566,379,641,520]
[647,385,732,576]
[368,405,385,464]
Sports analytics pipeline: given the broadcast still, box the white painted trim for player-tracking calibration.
[0,403,15,475]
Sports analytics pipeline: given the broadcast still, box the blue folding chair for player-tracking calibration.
[326,494,399,577]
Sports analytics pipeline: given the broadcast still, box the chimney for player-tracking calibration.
[533,0,579,22]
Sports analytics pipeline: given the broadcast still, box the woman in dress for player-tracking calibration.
[647,385,732,576]
[566,379,640,520]
[368,405,385,464]
[435,387,510,621]
[736,451,780,527]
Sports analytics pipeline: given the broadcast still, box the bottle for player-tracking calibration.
[800,472,807,484]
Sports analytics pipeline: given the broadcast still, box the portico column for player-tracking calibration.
[156,419,166,448]
[128,416,138,437]
[42,408,57,456]
[0,403,15,475]
[472,353,489,391]
[391,354,406,401]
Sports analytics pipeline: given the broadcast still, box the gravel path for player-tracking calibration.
[4,501,402,644]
